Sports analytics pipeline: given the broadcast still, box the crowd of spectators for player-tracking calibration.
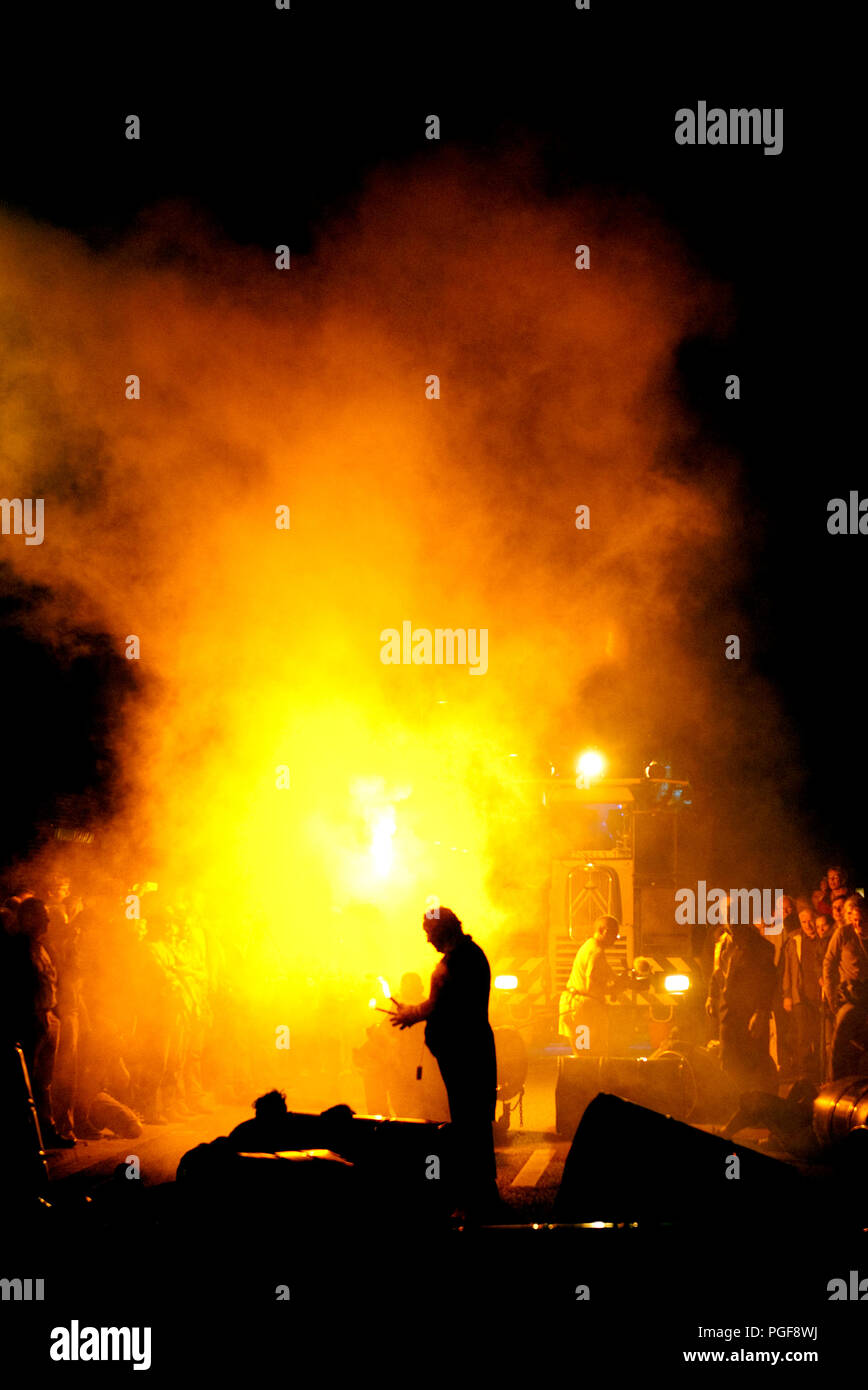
[0,873,261,1146]
[704,866,868,1091]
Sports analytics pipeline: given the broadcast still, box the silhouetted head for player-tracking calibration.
[18,897,50,939]
[253,1090,288,1121]
[320,1103,354,1125]
[423,907,462,952]
[729,919,755,947]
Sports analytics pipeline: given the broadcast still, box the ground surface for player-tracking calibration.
[42,1056,782,1220]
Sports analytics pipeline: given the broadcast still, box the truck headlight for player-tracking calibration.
[663,974,690,994]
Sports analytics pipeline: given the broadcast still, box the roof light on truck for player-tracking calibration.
[576,748,606,786]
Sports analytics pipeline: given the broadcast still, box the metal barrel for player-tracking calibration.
[812,1076,868,1147]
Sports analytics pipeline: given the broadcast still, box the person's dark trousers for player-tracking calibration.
[822,1004,835,1080]
[720,1012,776,1091]
[52,1007,79,1137]
[436,1050,499,1218]
[830,1002,868,1080]
[30,1010,60,1137]
[793,1002,820,1079]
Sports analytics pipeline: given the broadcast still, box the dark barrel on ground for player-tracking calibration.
[813,1076,868,1147]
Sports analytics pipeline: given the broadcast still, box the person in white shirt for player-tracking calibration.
[560,915,621,1056]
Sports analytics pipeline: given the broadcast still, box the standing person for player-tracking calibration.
[172,909,211,1115]
[772,896,800,1079]
[781,904,825,1079]
[43,875,84,1141]
[16,898,74,1147]
[823,894,868,1080]
[560,915,623,1056]
[390,907,499,1221]
[705,897,734,1043]
[135,902,184,1125]
[718,918,777,1092]
[815,915,836,1077]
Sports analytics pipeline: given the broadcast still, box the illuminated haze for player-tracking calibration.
[0,152,804,1102]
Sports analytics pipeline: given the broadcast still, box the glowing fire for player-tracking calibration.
[0,161,740,1071]
[370,808,396,878]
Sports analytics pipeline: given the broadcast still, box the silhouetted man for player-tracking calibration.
[391,907,498,1221]
[823,894,868,1079]
[718,918,777,1092]
[781,904,824,1078]
[16,898,75,1147]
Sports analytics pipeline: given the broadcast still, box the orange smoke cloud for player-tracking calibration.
[1,150,791,1032]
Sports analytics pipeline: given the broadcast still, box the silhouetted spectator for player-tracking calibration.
[781,903,824,1079]
[823,894,868,1079]
[352,1018,392,1114]
[227,1090,353,1152]
[0,895,38,1055]
[719,919,777,1092]
[16,898,74,1147]
[772,896,800,1078]
[723,1080,823,1162]
[43,874,84,1140]
[134,902,184,1124]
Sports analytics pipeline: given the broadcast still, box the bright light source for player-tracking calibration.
[494,975,518,990]
[370,807,396,877]
[576,749,605,784]
[664,974,690,994]
[378,976,391,1000]
[368,998,377,1009]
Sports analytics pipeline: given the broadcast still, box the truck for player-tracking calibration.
[489,763,706,1059]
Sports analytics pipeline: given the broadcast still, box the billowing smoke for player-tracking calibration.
[0,151,804,1109]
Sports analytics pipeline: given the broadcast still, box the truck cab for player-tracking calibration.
[548,775,700,1052]
[491,769,702,1056]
